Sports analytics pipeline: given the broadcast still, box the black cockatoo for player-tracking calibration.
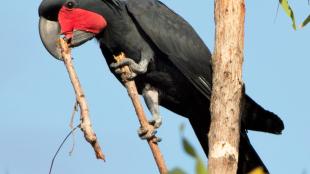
[38,0,284,173]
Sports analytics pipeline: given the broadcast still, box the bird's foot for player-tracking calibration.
[110,58,148,80]
[114,68,137,80]
[149,118,162,129]
[137,125,162,143]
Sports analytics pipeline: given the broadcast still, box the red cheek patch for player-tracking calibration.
[58,6,107,39]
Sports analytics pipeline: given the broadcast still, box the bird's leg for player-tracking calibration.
[137,84,162,141]
[110,51,153,80]
[143,84,162,128]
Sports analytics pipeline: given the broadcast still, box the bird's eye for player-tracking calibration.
[66,1,75,9]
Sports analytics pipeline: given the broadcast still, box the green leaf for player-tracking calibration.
[279,0,297,30]
[179,123,186,133]
[301,15,310,28]
[182,137,197,158]
[177,125,208,174]
[169,168,187,174]
[195,158,208,174]
[180,124,198,158]
[248,167,266,174]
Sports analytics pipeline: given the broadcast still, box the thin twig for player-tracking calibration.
[69,101,78,156]
[59,38,105,161]
[69,101,78,130]
[114,52,168,174]
[49,125,80,174]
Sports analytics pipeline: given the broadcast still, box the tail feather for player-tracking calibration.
[243,95,284,134]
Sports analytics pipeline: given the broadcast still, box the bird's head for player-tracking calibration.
[38,0,119,60]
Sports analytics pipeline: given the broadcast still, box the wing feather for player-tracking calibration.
[127,0,212,98]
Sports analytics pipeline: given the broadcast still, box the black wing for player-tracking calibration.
[126,0,212,98]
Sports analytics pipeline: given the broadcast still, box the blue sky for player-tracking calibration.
[0,0,309,174]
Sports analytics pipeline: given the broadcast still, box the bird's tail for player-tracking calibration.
[189,117,269,174]
[243,95,284,134]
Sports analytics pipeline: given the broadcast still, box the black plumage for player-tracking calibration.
[38,0,284,173]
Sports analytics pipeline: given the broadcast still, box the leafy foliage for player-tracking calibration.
[301,14,310,28]
[195,158,208,174]
[168,125,208,174]
[279,0,309,29]
[182,136,197,158]
[248,167,266,174]
[169,168,187,174]
[279,0,297,29]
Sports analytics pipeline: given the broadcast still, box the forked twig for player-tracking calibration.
[59,38,105,161]
[114,52,168,174]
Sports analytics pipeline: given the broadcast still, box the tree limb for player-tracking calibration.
[208,0,245,174]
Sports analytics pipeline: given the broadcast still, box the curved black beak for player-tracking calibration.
[39,17,96,60]
[39,17,62,60]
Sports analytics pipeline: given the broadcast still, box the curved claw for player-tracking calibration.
[152,137,162,143]
[151,130,158,136]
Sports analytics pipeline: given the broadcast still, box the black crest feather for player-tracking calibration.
[101,0,122,10]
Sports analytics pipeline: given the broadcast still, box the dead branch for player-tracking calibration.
[59,38,105,161]
[114,52,168,174]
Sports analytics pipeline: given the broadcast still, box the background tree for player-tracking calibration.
[208,0,245,174]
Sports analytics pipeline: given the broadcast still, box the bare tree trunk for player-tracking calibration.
[208,0,245,174]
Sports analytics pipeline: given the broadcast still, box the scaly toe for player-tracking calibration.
[137,126,158,140]
[137,127,148,137]
[125,72,137,80]
[149,119,162,129]
[114,68,123,74]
